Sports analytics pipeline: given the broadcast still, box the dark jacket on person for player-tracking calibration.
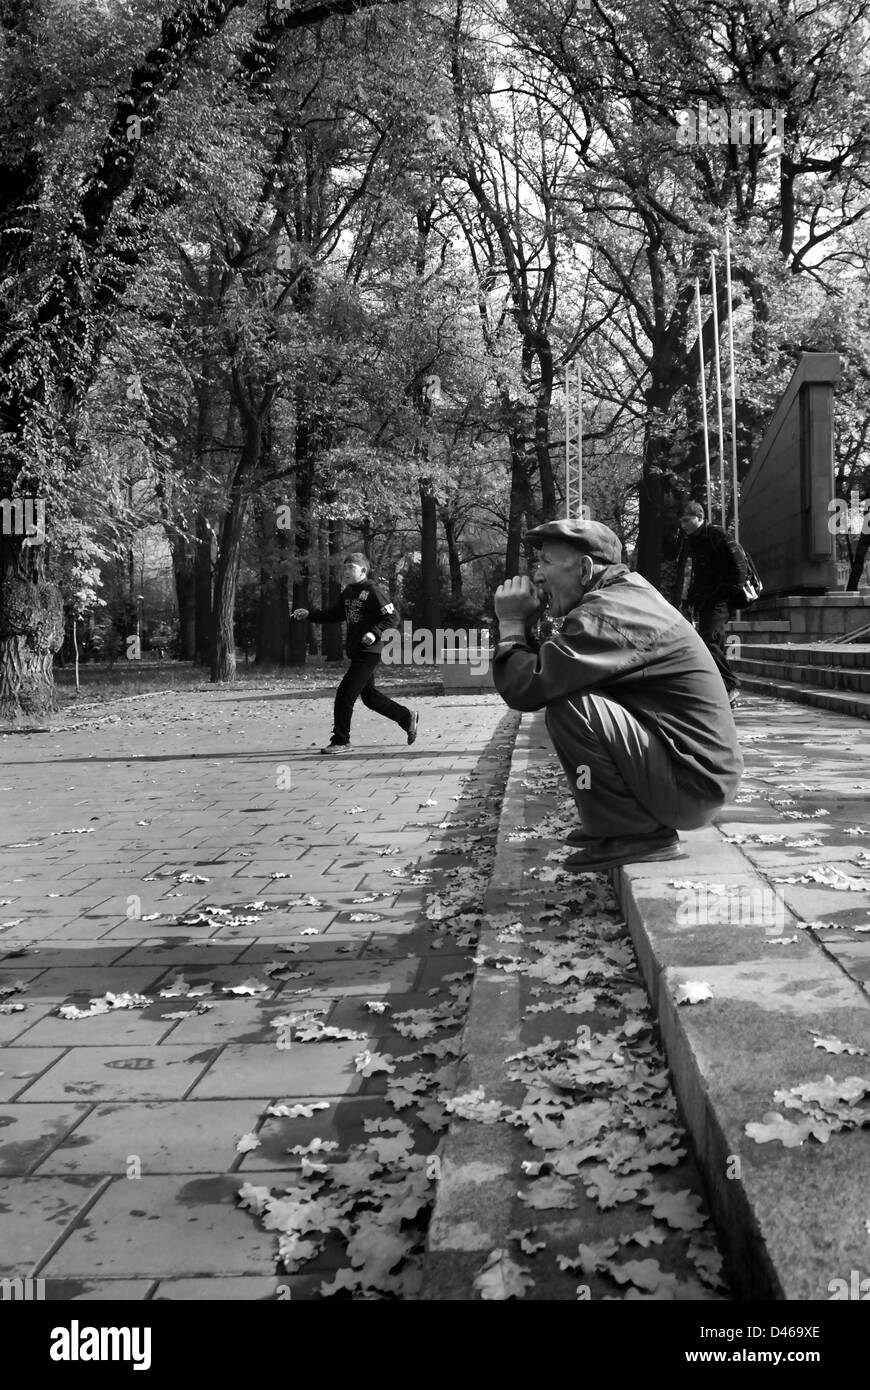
[307,580,400,658]
[679,523,747,613]
[492,565,743,802]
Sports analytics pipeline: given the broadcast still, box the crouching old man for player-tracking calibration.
[492,520,743,872]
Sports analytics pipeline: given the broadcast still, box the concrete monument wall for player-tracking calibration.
[739,352,840,595]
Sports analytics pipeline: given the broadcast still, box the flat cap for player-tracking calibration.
[525,518,623,565]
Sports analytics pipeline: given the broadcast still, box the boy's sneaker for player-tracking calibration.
[321,742,350,755]
[728,688,741,708]
[406,711,419,746]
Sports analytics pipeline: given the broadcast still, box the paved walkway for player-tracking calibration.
[0,685,514,1299]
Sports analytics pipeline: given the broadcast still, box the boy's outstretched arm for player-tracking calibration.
[291,594,346,624]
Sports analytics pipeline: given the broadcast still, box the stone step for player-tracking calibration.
[735,669,870,720]
[733,655,870,694]
[730,619,791,632]
[733,642,870,668]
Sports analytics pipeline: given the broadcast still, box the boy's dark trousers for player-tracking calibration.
[332,652,410,744]
[696,601,737,694]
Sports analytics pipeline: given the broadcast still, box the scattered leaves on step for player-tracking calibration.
[56,991,152,1019]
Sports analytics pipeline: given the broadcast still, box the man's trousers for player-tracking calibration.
[546,691,729,838]
[332,653,410,745]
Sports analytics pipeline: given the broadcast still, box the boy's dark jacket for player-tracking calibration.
[678,523,748,611]
[307,581,400,657]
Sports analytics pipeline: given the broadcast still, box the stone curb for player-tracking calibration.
[420,712,543,1299]
[613,825,870,1302]
[423,709,870,1302]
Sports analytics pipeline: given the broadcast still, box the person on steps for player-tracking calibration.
[676,501,746,707]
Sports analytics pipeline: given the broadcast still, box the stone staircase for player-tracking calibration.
[727,593,870,719]
[731,641,870,719]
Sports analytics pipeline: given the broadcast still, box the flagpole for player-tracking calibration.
[725,229,740,543]
[710,255,726,527]
[564,367,569,520]
[577,359,583,517]
[695,278,712,520]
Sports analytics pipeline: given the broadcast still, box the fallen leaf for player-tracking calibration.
[517,1176,577,1210]
[810,1032,867,1057]
[473,1249,535,1300]
[354,1049,396,1077]
[674,980,713,1006]
[641,1189,707,1231]
[266,1101,330,1118]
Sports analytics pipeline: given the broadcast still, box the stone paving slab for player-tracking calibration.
[0,1174,106,1274]
[0,1103,90,1174]
[0,686,511,1292]
[38,1100,269,1175]
[39,1174,285,1278]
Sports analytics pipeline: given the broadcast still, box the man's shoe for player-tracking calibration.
[406,711,419,746]
[565,831,687,873]
[565,827,602,846]
[320,742,351,755]
[728,688,741,708]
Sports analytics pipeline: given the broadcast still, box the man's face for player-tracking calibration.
[679,513,704,536]
[343,561,367,585]
[531,541,592,618]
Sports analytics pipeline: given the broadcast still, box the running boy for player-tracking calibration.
[291,553,419,755]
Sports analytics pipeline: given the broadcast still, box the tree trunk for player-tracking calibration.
[172,547,196,660]
[534,347,557,520]
[635,383,682,587]
[289,397,316,667]
[505,421,533,579]
[210,407,263,684]
[419,476,441,631]
[194,511,214,667]
[441,508,464,603]
[323,517,344,659]
[0,537,64,721]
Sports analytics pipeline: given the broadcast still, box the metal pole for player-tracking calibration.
[710,255,726,527]
[564,369,570,520]
[695,279,712,520]
[725,228,740,544]
[577,359,583,517]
